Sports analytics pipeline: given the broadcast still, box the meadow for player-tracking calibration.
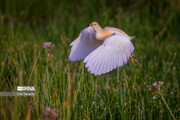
[0,0,180,119]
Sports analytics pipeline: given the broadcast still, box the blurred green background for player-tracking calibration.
[0,0,180,120]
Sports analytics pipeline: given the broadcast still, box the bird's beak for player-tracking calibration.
[87,24,92,27]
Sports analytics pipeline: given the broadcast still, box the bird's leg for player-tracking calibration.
[130,54,138,65]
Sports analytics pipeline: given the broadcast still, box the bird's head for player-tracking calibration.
[87,22,100,32]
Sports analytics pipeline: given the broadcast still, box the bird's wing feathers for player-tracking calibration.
[69,27,103,61]
[104,27,134,40]
[84,33,134,75]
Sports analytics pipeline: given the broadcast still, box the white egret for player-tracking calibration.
[69,21,137,75]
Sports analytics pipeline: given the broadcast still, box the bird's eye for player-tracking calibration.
[93,23,96,26]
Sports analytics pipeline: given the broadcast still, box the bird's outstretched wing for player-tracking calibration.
[84,34,134,75]
[69,27,103,61]
[103,27,134,40]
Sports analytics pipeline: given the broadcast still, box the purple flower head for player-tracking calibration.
[158,81,164,85]
[43,42,55,48]
[152,82,157,87]
[43,107,59,120]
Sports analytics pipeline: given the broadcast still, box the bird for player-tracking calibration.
[69,21,137,75]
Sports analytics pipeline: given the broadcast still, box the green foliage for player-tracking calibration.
[0,0,180,119]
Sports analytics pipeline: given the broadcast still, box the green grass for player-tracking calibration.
[0,0,180,119]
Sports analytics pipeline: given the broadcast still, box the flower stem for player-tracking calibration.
[161,96,176,120]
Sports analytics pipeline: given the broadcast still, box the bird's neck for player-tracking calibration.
[95,27,113,41]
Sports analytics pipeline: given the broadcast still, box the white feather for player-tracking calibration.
[69,27,103,61]
[84,34,134,75]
